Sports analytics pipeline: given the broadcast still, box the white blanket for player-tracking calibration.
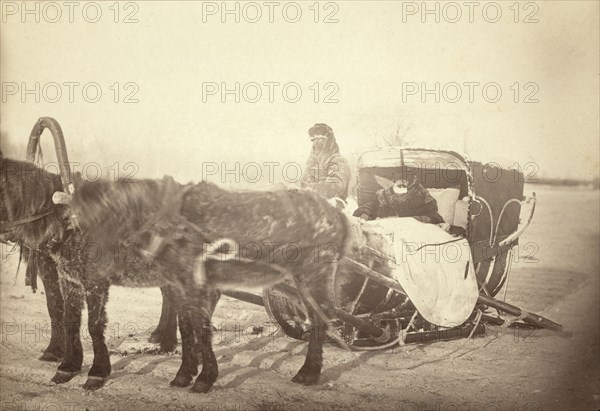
[354,217,479,327]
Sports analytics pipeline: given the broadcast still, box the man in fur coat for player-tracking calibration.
[300,123,351,201]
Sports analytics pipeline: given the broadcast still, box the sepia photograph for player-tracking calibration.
[0,1,598,410]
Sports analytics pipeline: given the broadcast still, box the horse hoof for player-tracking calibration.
[51,370,79,384]
[148,334,162,344]
[191,380,212,393]
[39,351,62,362]
[159,340,178,353]
[170,374,192,387]
[83,376,106,391]
[291,372,320,386]
[148,329,166,344]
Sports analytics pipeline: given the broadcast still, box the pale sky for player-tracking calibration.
[1,1,598,185]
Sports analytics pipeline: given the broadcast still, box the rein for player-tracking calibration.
[0,209,56,244]
[137,185,194,235]
[1,210,54,231]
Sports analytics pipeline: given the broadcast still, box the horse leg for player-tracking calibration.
[51,278,84,384]
[38,255,65,362]
[169,290,198,387]
[149,286,178,353]
[190,287,220,393]
[290,263,338,386]
[291,311,326,385]
[148,286,169,343]
[82,281,111,390]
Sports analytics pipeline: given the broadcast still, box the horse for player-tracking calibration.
[0,157,178,367]
[65,173,352,393]
[1,155,68,362]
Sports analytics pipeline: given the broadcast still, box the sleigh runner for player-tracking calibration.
[28,118,560,359]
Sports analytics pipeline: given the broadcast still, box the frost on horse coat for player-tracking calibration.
[71,178,349,290]
[0,157,68,362]
[68,176,352,392]
[0,157,173,390]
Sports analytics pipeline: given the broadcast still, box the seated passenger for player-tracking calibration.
[353,174,444,224]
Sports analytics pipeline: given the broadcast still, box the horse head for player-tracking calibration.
[0,157,66,247]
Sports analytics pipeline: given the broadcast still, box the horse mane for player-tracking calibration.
[0,157,66,245]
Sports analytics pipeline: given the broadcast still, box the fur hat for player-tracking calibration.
[308,123,334,138]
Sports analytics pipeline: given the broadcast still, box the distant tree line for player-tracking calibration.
[527,176,600,189]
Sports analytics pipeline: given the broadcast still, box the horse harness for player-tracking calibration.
[0,202,66,294]
[0,211,55,240]
[133,178,307,287]
[129,177,247,280]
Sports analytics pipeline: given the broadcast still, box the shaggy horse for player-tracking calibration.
[0,157,177,368]
[67,174,351,393]
[1,156,67,361]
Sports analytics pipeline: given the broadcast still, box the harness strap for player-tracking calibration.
[1,210,53,232]
[193,238,247,285]
[137,179,217,244]
[25,249,38,293]
[137,180,192,234]
[134,179,200,261]
[13,245,23,287]
[12,210,53,225]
